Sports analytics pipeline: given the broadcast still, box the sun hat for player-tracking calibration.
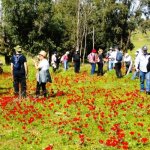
[92,49,96,53]
[109,47,113,50]
[39,50,47,57]
[14,45,22,52]
[66,51,69,55]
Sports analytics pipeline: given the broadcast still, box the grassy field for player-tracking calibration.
[0,32,150,150]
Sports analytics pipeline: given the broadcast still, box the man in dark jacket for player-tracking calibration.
[11,45,28,98]
[73,50,81,73]
[146,56,150,95]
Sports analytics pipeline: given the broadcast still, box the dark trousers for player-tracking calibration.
[115,62,122,78]
[36,82,47,97]
[13,76,26,97]
[74,61,80,73]
[97,63,103,76]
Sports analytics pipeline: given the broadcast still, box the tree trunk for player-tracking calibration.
[76,0,80,51]
[125,30,132,51]
[83,25,87,64]
[93,26,95,49]
[5,54,11,65]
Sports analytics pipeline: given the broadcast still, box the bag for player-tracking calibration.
[116,51,123,61]
[13,55,22,70]
[88,53,95,63]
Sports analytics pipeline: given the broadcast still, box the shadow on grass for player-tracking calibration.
[0,87,11,95]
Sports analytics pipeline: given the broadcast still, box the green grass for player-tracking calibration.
[0,31,150,150]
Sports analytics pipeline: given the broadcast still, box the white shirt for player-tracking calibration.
[124,55,132,62]
[111,51,118,63]
[38,59,49,71]
[109,51,116,61]
[51,54,57,64]
[135,53,150,72]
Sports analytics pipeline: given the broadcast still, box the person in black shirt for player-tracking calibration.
[11,45,28,98]
[146,57,150,95]
[97,49,104,76]
[73,50,81,73]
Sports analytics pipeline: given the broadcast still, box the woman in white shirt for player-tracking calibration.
[34,50,52,98]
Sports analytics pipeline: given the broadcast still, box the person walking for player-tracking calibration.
[34,50,52,98]
[11,45,28,98]
[88,49,99,75]
[114,46,123,78]
[135,46,150,94]
[97,49,104,76]
[73,49,81,73]
[61,51,69,71]
[123,53,132,75]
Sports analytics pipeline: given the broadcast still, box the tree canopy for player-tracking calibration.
[0,0,149,62]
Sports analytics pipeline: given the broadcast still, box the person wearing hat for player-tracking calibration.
[11,45,28,98]
[135,45,150,94]
[107,47,115,71]
[87,49,99,75]
[34,50,52,98]
[114,46,123,78]
[97,49,104,76]
[61,51,70,71]
[73,49,81,73]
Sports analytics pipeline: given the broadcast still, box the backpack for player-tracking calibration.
[13,55,23,70]
[116,51,123,61]
[88,53,94,63]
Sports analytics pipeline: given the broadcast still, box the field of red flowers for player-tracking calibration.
[0,65,150,150]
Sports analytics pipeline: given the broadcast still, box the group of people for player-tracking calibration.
[87,45,150,95]
[51,50,81,73]
[10,44,150,99]
[11,45,51,98]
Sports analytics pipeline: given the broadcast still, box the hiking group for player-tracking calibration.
[10,45,150,99]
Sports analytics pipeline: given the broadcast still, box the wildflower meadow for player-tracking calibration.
[0,63,149,150]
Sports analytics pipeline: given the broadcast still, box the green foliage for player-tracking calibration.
[0,0,149,57]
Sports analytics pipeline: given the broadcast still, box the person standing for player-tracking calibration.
[88,49,99,75]
[61,51,69,71]
[73,49,81,73]
[51,52,57,72]
[34,50,52,98]
[11,45,28,98]
[97,49,104,76]
[132,50,140,80]
[123,53,132,75]
[107,47,115,71]
[114,46,123,78]
[146,57,150,95]
[135,46,150,94]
